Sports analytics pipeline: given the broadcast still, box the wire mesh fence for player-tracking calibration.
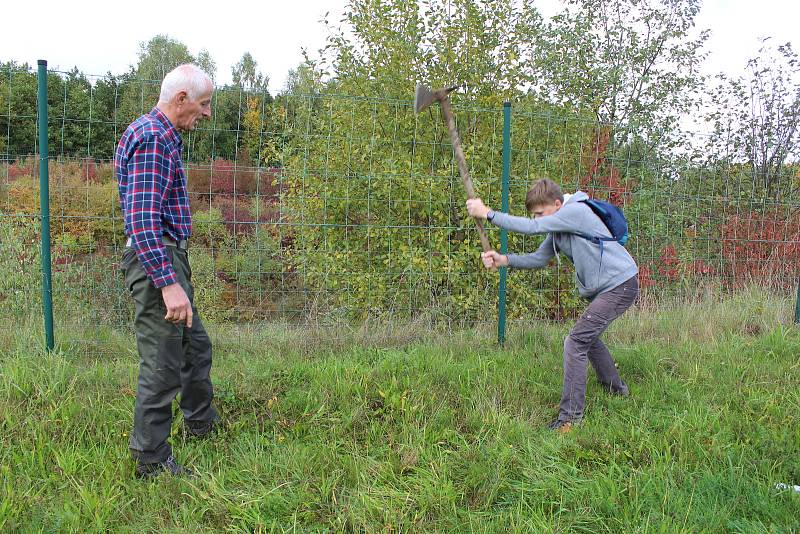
[1,64,798,353]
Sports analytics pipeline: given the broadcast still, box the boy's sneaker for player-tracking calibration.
[547,419,575,433]
[135,455,194,479]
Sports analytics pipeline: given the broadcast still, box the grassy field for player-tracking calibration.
[1,290,799,532]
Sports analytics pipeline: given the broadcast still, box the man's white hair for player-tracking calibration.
[159,64,213,103]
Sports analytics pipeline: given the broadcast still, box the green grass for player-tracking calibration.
[1,291,799,532]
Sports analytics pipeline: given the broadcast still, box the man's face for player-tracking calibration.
[174,86,213,131]
[530,199,562,219]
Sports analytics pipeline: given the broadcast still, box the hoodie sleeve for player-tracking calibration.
[507,234,556,269]
[489,204,587,235]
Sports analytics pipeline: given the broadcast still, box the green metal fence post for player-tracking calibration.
[37,59,54,351]
[498,101,511,345]
[795,280,800,324]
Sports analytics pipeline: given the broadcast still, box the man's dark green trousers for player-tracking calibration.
[121,243,218,463]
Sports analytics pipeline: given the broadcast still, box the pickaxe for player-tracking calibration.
[414,84,492,252]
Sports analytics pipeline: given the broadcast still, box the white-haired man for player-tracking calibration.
[116,64,219,478]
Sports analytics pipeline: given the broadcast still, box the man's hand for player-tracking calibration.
[161,283,193,328]
[466,198,491,220]
[481,250,509,270]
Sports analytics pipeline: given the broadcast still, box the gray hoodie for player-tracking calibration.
[488,191,638,299]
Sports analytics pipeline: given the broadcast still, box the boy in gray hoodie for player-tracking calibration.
[466,178,639,432]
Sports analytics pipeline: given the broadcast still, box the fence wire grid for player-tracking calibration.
[1,65,799,353]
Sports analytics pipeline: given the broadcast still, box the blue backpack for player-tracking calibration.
[577,199,629,247]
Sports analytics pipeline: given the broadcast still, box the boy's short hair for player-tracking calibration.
[525,178,564,212]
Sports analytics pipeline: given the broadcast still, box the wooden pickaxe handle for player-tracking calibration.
[438,97,492,252]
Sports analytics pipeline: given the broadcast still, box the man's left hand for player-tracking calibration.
[466,198,491,219]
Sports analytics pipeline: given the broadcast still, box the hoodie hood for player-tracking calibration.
[563,191,588,205]
[551,191,588,261]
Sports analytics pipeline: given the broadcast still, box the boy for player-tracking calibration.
[466,178,639,432]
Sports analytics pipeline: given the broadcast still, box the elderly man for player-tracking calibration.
[116,64,219,478]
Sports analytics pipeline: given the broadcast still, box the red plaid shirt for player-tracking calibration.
[116,107,192,288]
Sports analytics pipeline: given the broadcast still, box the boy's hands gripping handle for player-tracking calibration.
[480,250,509,271]
[466,198,508,270]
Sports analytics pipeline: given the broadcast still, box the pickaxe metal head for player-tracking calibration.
[414,84,460,113]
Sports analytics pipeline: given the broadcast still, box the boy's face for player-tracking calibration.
[530,199,562,218]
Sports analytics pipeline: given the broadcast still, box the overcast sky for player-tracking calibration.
[1,0,797,94]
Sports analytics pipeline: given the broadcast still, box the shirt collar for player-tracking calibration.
[150,107,183,148]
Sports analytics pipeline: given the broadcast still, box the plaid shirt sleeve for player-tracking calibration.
[124,135,178,288]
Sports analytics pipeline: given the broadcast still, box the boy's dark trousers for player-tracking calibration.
[121,244,218,464]
[558,275,639,423]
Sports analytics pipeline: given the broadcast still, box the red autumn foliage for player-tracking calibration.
[210,194,282,235]
[657,245,681,282]
[718,209,800,289]
[637,264,656,288]
[687,259,715,277]
[187,158,280,198]
[578,127,630,206]
[7,161,34,181]
[638,247,718,290]
[80,158,99,183]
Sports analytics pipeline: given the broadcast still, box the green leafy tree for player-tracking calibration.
[195,49,217,82]
[705,40,800,198]
[232,52,268,93]
[231,52,274,166]
[282,0,587,319]
[89,74,121,160]
[52,68,94,158]
[0,62,38,158]
[0,69,6,157]
[319,0,542,102]
[116,35,219,161]
[134,34,195,82]
[533,0,709,150]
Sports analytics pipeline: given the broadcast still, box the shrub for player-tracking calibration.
[4,175,121,251]
[1,159,121,249]
[6,159,35,181]
[95,161,115,183]
[188,247,232,324]
[209,195,281,235]
[0,217,42,318]
[718,209,800,290]
[229,226,284,292]
[79,158,99,183]
[199,224,298,321]
[192,207,230,248]
[282,95,594,321]
[187,159,279,198]
[57,249,132,328]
